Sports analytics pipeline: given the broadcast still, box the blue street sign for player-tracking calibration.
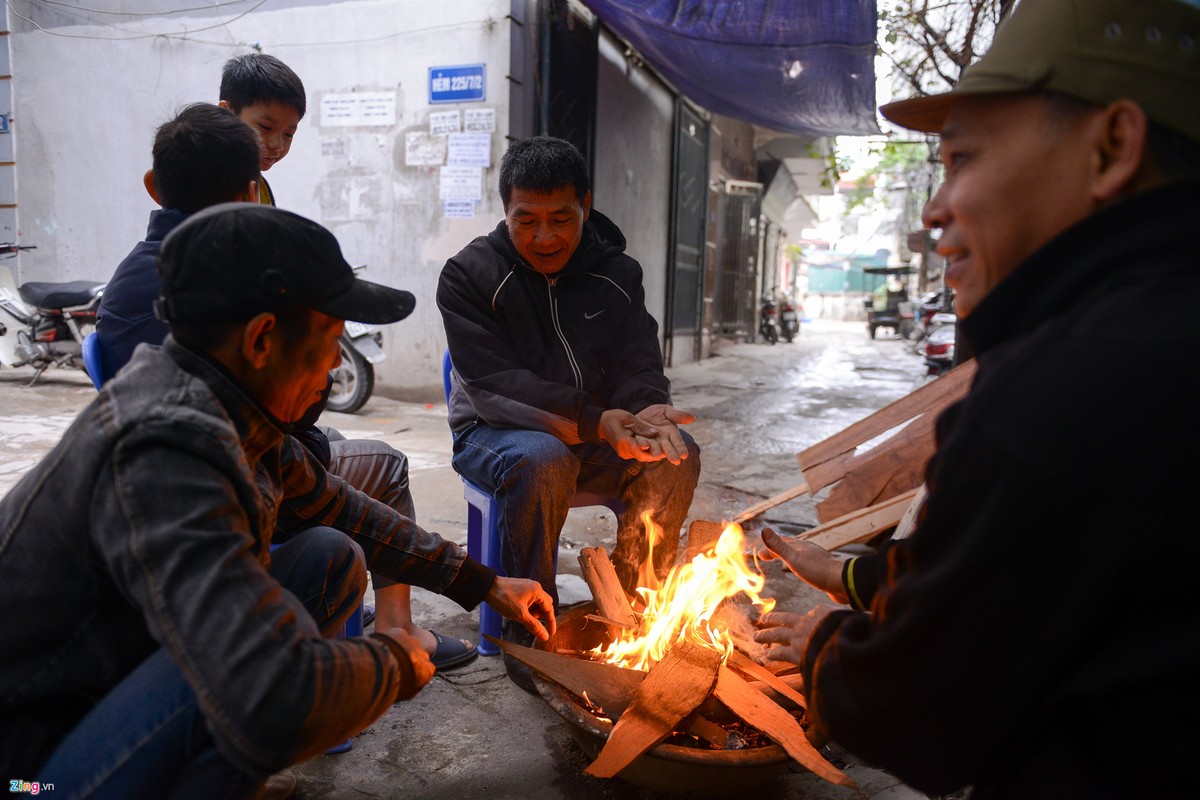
[429,64,486,104]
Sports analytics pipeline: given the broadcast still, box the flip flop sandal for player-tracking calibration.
[430,631,479,670]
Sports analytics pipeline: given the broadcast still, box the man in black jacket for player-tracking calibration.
[755,0,1200,797]
[437,136,700,690]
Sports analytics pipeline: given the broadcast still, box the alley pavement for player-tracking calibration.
[0,320,937,800]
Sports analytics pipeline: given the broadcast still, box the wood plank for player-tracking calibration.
[814,412,935,522]
[714,666,855,787]
[493,636,728,745]
[798,359,976,492]
[799,488,918,551]
[730,481,809,524]
[892,483,927,540]
[577,547,637,627]
[680,519,727,563]
[728,650,807,709]
[489,636,644,717]
[586,642,722,778]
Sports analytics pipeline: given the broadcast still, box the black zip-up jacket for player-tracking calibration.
[800,181,1200,798]
[437,210,670,443]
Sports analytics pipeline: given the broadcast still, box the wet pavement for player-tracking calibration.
[0,319,937,800]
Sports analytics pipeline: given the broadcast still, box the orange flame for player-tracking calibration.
[594,513,776,672]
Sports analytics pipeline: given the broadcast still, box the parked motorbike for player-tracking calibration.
[758,295,780,345]
[779,297,800,342]
[918,311,957,378]
[0,244,106,385]
[327,320,384,414]
[912,289,952,344]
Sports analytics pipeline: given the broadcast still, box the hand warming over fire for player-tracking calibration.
[758,527,849,605]
[753,606,836,665]
[486,575,557,642]
[634,403,696,465]
[598,408,662,462]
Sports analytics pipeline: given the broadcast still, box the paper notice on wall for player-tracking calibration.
[405,132,447,166]
[447,132,491,167]
[464,108,496,132]
[439,166,483,200]
[429,110,461,135]
[320,91,396,127]
[443,200,476,218]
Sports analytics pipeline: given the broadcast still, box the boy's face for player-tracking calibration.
[223,100,301,172]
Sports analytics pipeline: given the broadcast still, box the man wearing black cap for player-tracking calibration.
[755,0,1200,796]
[0,203,555,796]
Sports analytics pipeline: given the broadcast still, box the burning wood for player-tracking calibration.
[510,519,855,790]
[585,641,722,778]
[577,547,637,627]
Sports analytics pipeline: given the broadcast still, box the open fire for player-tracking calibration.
[496,515,856,793]
[592,514,775,671]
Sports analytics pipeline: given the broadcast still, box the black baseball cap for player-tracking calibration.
[156,202,415,325]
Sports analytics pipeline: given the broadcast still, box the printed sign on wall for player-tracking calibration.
[429,64,486,104]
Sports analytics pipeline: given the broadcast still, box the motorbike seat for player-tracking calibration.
[19,281,104,309]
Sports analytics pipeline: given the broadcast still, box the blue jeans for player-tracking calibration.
[451,423,700,603]
[37,526,365,799]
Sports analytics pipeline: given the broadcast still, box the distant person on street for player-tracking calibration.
[0,203,554,795]
[437,136,700,691]
[755,0,1200,797]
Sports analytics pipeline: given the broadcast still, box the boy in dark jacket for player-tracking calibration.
[438,136,700,691]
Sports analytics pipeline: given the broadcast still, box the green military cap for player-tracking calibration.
[881,0,1200,146]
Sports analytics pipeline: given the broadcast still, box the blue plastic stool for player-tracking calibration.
[442,350,622,655]
[82,332,104,390]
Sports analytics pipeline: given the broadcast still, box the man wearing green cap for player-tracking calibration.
[755,0,1200,796]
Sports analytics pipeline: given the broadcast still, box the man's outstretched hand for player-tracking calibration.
[754,606,836,666]
[598,404,695,464]
[758,527,849,604]
[486,576,557,642]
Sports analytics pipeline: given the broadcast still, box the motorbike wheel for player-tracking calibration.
[327,340,374,414]
[899,319,915,340]
[764,326,778,345]
[783,327,796,343]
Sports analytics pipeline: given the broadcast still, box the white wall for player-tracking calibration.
[592,29,673,352]
[11,0,511,397]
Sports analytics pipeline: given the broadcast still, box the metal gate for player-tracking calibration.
[542,0,598,169]
[713,182,762,340]
[663,101,708,364]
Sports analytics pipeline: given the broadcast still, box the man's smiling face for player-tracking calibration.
[922,94,1103,317]
[504,186,591,276]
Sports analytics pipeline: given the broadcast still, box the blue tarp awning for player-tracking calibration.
[583,0,880,137]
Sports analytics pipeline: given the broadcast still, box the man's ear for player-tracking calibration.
[217,99,233,112]
[238,179,259,204]
[240,312,278,369]
[1092,100,1148,203]
[143,169,162,205]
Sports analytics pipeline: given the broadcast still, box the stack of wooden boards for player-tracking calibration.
[733,360,977,548]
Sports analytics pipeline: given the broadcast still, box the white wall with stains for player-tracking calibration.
[11,0,511,397]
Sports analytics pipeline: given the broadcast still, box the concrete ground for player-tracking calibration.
[0,319,937,800]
